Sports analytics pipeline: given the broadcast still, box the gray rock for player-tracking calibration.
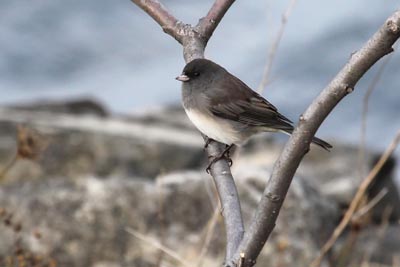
[0,106,205,180]
[7,98,109,117]
[0,170,338,267]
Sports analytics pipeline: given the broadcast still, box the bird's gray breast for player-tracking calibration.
[181,84,194,109]
[181,83,210,112]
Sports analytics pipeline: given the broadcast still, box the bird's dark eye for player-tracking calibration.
[193,72,200,77]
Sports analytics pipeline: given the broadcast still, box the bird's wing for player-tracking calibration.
[208,74,293,130]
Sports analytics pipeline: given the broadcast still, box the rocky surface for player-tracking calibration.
[0,171,338,267]
[0,105,204,180]
[0,99,398,267]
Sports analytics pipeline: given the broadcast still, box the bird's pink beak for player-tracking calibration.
[175,74,190,82]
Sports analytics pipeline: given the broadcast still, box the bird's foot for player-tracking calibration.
[206,144,234,174]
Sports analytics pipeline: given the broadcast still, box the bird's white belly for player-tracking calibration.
[184,108,242,145]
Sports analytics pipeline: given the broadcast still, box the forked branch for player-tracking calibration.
[197,0,236,41]
[131,0,244,261]
[130,0,184,42]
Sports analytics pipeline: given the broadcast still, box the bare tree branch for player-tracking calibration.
[257,0,297,93]
[195,206,220,267]
[206,141,244,260]
[182,0,236,61]
[231,10,400,267]
[130,0,185,43]
[196,0,236,41]
[130,0,244,261]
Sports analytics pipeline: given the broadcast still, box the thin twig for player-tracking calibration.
[155,176,167,267]
[204,177,219,209]
[125,227,193,267]
[361,206,392,264]
[310,131,400,267]
[335,226,361,267]
[257,0,297,93]
[358,51,395,180]
[0,153,18,182]
[197,0,236,41]
[195,206,221,267]
[352,187,388,221]
[130,0,184,43]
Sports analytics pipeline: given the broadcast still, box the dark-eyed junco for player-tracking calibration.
[176,59,332,168]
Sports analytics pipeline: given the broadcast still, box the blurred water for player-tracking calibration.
[0,0,399,158]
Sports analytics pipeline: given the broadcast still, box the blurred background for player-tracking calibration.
[1,1,400,267]
[1,0,399,149]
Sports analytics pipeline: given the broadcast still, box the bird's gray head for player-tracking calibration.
[176,59,224,83]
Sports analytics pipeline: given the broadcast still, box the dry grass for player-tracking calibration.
[311,131,400,267]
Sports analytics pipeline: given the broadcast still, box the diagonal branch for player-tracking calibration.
[231,10,400,267]
[130,0,185,43]
[196,0,236,41]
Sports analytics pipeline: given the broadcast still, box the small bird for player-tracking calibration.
[176,58,331,170]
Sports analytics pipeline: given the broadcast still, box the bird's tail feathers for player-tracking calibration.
[281,129,332,151]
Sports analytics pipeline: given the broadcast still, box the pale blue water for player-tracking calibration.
[0,0,399,158]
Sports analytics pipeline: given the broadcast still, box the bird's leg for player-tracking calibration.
[206,144,235,173]
[225,144,233,160]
